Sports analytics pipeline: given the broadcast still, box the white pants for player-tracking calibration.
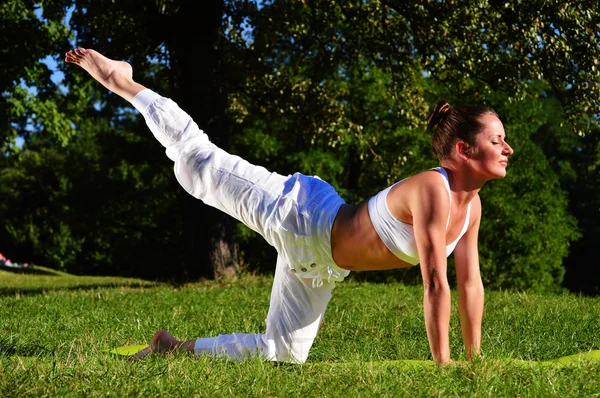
[132,89,350,363]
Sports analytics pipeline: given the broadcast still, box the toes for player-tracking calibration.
[65,47,91,64]
[65,49,82,63]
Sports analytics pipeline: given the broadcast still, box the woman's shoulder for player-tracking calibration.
[391,169,450,204]
[470,192,482,215]
[398,168,447,189]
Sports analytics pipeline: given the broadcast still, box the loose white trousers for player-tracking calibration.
[132,89,350,363]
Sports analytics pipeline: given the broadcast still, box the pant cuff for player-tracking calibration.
[131,89,162,113]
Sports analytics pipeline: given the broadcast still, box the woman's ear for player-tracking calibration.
[456,141,471,161]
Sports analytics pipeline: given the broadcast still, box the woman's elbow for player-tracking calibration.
[423,279,451,297]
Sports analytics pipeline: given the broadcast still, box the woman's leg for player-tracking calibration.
[66,48,286,240]
[131,256,339,363]
[193,255,339,363]
[68,49,340,363]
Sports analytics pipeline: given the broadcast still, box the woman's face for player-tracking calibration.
[468,114,514,179]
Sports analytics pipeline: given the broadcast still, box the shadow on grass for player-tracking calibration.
[0,282,158,297]
[0,337,52,358]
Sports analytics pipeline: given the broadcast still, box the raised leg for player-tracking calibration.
[130,90,293,243]
[67,48,289,241]
[68,49,343,364]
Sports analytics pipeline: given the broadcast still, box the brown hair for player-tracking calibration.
[427,100,498,160]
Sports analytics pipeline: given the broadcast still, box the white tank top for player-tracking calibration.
[367,167,471,265]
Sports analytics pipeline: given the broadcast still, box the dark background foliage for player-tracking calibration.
[1,0,598,293]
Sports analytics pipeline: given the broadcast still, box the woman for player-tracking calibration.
[65,48,513,365]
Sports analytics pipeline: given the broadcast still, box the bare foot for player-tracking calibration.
[151,329,179,352]
[65,48,143,101]
[65,48,131,85]
[127,330,178,361]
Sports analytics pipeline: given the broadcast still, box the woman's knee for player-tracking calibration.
[271,339,314,364]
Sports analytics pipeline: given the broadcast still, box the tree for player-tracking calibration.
[530,95,600,295]
[0,90,186,278]
[225,0,585,291]
[0,0,73,153]
[1,0,598,291]
[383,0,600,128]
[66,0,239,279]
[1,0,239,280]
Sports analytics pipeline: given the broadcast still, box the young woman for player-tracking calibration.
[65,48,513,365]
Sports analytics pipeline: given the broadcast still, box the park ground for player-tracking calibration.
[1,266,599,396]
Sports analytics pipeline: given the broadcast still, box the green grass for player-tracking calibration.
[0,265,156,295]
[1,270,599,396]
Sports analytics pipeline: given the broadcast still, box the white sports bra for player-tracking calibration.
[367,167,471,265]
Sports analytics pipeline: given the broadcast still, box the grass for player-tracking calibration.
[0,265,156,295]
[1,269,599,396]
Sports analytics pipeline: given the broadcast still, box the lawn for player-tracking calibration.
[1,268,599,396]
[0,265,155,295]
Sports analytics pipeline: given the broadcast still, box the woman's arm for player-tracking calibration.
[412,177,453,364]
[453,195,484,361]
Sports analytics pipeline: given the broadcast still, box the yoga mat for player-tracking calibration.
[108,345,600,366]
[551,349,600,364]
[370,351,600,368]
[107,345,148,356]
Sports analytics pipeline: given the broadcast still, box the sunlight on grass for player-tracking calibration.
[0,265,156,295]
[1,273,599,396]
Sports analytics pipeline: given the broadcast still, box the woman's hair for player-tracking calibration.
[426,100,498,160]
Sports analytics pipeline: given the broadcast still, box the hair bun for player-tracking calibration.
[427,101,451,129]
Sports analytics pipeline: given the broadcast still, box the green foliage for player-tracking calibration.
[531,100,600,295]
[227,1,582,291]
[392,0,600,130]
[0,110,185,279]
[0,0,72,152]
[0,0,598,290]
[8,85,76,146]
[478,142,578,291]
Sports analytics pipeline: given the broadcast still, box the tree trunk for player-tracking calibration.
[166,0,239,280]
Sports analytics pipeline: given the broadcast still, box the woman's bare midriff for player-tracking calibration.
[330,202,415,271]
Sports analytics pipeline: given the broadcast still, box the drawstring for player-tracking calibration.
[327,266,341,284]
[312,266,341,288]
